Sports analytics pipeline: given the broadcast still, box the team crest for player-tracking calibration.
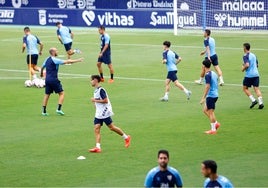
[167,175,172,181]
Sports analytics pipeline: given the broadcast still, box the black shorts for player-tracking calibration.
[27,54,38,65]
[167,71,178,82]
[94,117,113,126]
[205,54,218,66]
[206,97,218,110]
[243,77,259,87]
[98,52,111,64]
[45,80,64,94]
[64,42,72,51]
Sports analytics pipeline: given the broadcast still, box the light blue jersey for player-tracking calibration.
[205,71,218,98]
[57,26,72,44]
[204,175,233,188]
[162,50,179,72]
[23,34,41,55]
[204,37,216,57]
[243,52,259,78]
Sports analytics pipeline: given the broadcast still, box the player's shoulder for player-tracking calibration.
[167,166,179,173]
[218,175,231,183]
[148,166,160,175]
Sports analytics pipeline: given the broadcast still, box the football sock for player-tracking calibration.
[100,73,103,78]
[58,104,62,111]
[96,143,101,149]
[211,123,216,131]
[42,106,46,113]
[219,76,224,82]
[122,134,128,139]
[164,92,169,98]
[183,88,189,94]
[249,95,256,102]
[200,77,204,82]
[111,74,114,80]
[258,96,263,105]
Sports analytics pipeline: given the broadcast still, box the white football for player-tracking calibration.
[24,80,32,87]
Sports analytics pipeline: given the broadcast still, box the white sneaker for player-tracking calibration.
[219,81,224,86]
[160,97,168,102]
[186,91,192,100]
[74,49,82,54]
[194,80,203,85]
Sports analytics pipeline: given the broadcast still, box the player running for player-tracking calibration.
[195,29,224,86]
[88,75,131,153]
[200,59,221,135]
[22,26,43,80]
[97,25,114,83]
[160,41,191,101]
[241,43,264,109]
[56,22,81,59]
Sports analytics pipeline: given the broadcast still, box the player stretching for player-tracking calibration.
[40,48,83,116]
[160,41,191,101]
[195,29,224,86]
[89,75,131,153]
[242,43,264,109]
[56,22,81,59]
[22,26,43,80]
[200,59,220,135]
[97,25,114,83]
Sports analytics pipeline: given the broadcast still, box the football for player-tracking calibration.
[24,80,32,87]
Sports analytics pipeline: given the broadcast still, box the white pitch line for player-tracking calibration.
[0,68,267,88]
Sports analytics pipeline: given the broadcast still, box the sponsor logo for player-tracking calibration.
[11,0,28,8]
[38,10,47,25]
[0,9,14,23]
[127,0,173,9]
[222,0,264,11]
[82,10,134,26]
[47,14,68,24]
[57,0,96,9]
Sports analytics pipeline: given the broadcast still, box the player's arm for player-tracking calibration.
[162,51,168,64]
[39,42,43,55]
[22,43,26,53]
[70,31,74,39]
[57,35,63,44]
[200,83,210,105]
[91,89,108,103]
[99,44,109,57]
[40,62,46,78]
[63,57,84,65]
[241,55,249,72]
[175,53,181,65]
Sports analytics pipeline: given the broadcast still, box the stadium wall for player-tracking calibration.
[0,0,267,30]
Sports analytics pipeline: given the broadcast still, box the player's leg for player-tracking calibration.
[42,94,50,116]
[97,61,104,82]
[172,71,191,100]
[89,121,102,153]
[160,78,171,101]
[31,54,40,78]
[252,77,264,109]
[204,97,219,134]
[211,55,224,85]
[106,117,131,148]
[243,77,257,108]
[107,63,114,83]
[195,65,205,84]
[53,80,65,115]
[27,55,37,79]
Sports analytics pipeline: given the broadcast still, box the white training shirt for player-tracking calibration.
[94,87,114,119]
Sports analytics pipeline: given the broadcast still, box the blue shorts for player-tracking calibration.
[94,117,113,126]
[206,97,218,110]
[98,52,111,64]
[243,77,259,87]
[45,80,64,94]
[64,42,72,52]
[205,54,218,66]
[27,54,38,65]
[167,71,178,82]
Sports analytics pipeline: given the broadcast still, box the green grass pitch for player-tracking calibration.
[0,26,267,187]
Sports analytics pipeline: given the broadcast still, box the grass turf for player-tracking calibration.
[0,26,267,187]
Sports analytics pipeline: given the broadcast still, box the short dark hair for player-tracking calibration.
[163,41,171,48]
[202,59,211,68]
[24,26,30,31]
[99,25,105,30]
[56,22,61,26]
[202,160,217,174]
[243,43,250,51]
[91,75,101,82]
[158,149,169,159]
[205,29,211,36]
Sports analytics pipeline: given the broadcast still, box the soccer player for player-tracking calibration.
[56,22,81,59]
[22,26,43,80]
[89,75,131,153]
[242,43,264,109]
[200,59,220,135]
[144,149,183,188]
[160,41,191,101]
[40,47,83,116]
[201,160,233,188]
[195,29,224,86]
[97,25,114,83]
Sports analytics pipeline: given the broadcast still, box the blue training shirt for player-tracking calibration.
[100,33,111,54]
[204,37,216,57]
[205,71,218,98]
[204,175,233,188]
[42,57,64,82]
[23,34,41,55]
[162,50,179,72]
[57,26,72,44]
[144,166,183,188]
[243,52,259,78]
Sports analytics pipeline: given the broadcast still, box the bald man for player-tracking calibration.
[40,48,83,116]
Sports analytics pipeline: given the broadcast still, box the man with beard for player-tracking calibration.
[144,150,183,187]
